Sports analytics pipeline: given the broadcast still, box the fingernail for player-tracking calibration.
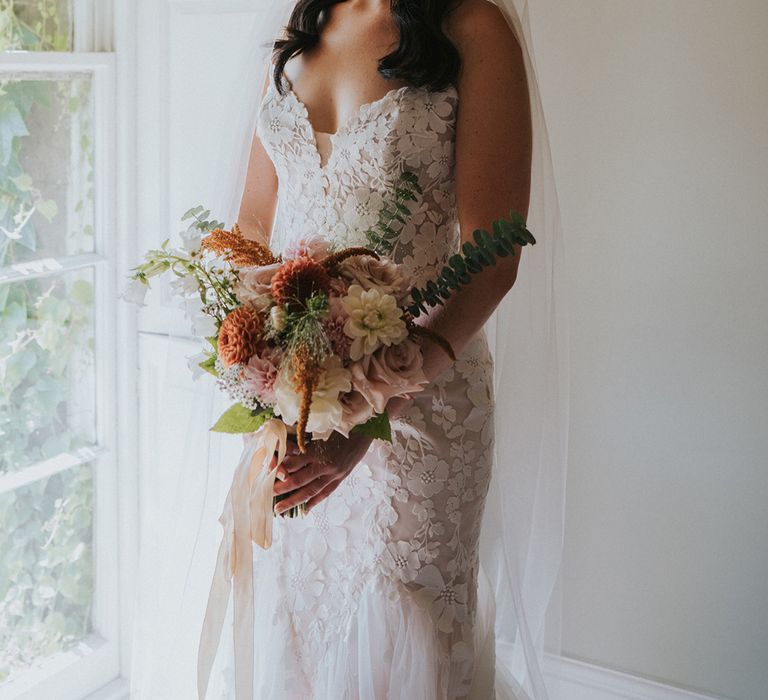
[276,470,287,481]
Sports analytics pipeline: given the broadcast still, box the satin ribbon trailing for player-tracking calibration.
[197,418,288,700]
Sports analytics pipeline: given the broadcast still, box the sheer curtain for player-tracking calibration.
[129,1,569,698]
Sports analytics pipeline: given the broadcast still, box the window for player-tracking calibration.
[0,2,121,699]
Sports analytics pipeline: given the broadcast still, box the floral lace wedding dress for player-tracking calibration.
[222,74,498,699]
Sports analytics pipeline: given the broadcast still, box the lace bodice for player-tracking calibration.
[257,76,462,287]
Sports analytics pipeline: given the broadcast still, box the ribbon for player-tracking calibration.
[197,418,288,700]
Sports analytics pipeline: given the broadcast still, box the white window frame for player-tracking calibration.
[0,31,130,700]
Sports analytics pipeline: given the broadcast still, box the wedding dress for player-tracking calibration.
[219,73,500,699]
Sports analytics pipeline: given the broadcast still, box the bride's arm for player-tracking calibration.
[379,0,533,422]
[237,70,279,243]
[412,0,532,386]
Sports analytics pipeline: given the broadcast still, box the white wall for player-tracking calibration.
[528,2,768,699]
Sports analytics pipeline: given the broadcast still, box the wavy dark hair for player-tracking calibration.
[272,0,462,94]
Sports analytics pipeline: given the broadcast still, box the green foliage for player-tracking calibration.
[210,403,274,434]
[0,464,94,682]
[0,5,96,679]
[361,170,422,255]
[126,210,238,324]
[182,205,224,232]
[351,411,392,443]
[407,211,536,318]
[279,291,332,364]
[198,354,217,377]
[0,0,73,52]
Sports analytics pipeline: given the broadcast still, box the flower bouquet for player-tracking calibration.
[124,171,536,526]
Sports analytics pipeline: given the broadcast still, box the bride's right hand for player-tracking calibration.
[272,432,373,514]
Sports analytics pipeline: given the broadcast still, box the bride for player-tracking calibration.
[232,0,530,697]
[131,0,567,698]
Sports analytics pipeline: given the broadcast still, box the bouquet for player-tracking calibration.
[123,171,535,524]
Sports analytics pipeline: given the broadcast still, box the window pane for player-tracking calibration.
[0,75,95,265]
[0,462,93,682]
[0,0,73,52]
[0,268,96,476]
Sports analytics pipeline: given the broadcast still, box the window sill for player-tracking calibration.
[82,679,129,700]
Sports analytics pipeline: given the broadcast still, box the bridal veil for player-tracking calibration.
[129,1,569,698]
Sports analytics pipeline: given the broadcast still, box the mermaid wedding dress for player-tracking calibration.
[217,73,500,699]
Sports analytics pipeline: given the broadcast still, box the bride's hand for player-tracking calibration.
[272,432,373,515]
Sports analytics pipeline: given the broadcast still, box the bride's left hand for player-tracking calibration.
[272,432,373,515]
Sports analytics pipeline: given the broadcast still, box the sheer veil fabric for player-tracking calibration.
[129,1,569,698]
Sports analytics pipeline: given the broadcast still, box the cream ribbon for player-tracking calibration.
[197,418,288,700]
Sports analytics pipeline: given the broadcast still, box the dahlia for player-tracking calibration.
[217,305,263,367]
[341,285,408,361]
[271,256,332,310]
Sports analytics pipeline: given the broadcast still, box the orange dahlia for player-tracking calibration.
[271,256,332,310]
[217,305,263,367]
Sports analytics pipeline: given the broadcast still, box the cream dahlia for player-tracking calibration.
[341,285,408,361]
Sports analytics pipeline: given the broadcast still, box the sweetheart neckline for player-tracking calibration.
[264,77,459,173]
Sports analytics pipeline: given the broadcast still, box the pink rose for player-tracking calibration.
[350,338,428,413]
[283,235,331,262]
[241,345,283,405]
[329,276,349,297]
[235,263,280,307]
[335,390,375,437]
[338,255,409,304]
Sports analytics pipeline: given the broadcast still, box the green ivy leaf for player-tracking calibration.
[352,411,392,442]
[70,280,92,306]
[37,199,58,223]
[11,173,33,191]
[210,404,273,433]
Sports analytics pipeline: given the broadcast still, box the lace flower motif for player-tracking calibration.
[406,454,449,499]
[414,565,468,633]
[381,540,421,583]
[306,498,351,556]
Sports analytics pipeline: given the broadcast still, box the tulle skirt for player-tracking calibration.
[211,566,498,699]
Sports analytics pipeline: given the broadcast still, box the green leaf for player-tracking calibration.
[210,404,274,433]
[206,335,218,351]
[11,173,33,191]
[70,280,92,306]
[198,355,218,377]
[37,199,58,222]
[182,205,204,220]
[352,411,392,442]
[477,248,495,266]
[473,228,492,248]
[509,210,526,227]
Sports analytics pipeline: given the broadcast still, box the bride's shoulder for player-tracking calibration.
[445,0,522,57]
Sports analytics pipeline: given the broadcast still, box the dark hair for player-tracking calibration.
[272,0,462,94]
